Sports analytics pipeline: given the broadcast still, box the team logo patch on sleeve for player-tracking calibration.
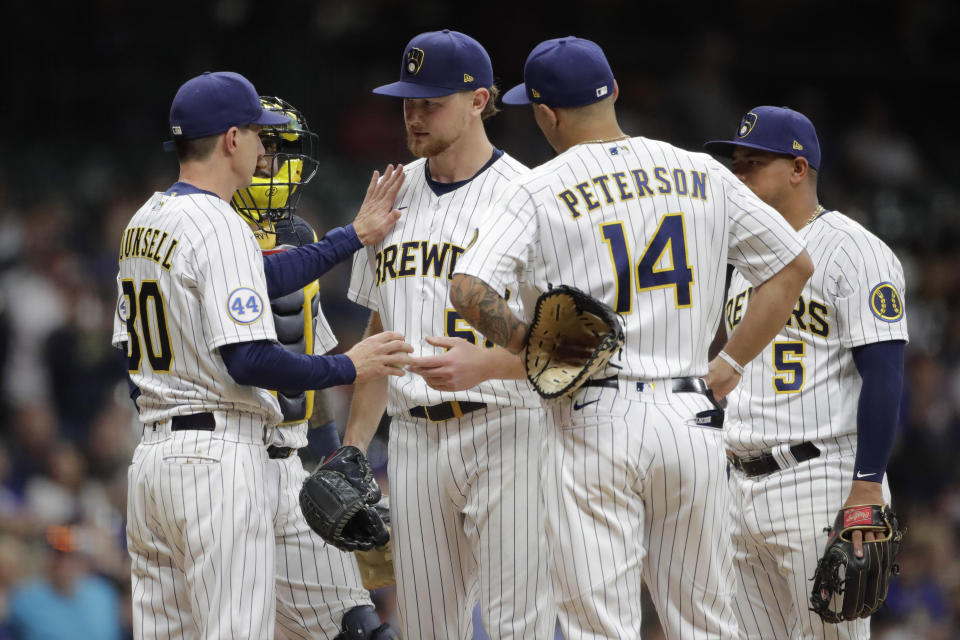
[226,287,265,324]
[117,294,129,323]
[869,282,903,322]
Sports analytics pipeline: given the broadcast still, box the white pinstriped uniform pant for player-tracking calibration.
[268,452,372,639]
[548,380,740,640]
[388,405,556,640]
[728,444,889,639]
[127,415,276,640]
[127,414,374,640]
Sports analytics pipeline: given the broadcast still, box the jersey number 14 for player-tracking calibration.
[600,213,694,313]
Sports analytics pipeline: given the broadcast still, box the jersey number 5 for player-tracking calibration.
[772,341,805,393]
[121,279,173,373]
[600,213,694,313]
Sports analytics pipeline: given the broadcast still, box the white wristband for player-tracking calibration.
[718,350,745,376]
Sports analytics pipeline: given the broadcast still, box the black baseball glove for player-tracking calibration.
[809,504,906,623]
[299,446,389,552]
[524,285,625,399]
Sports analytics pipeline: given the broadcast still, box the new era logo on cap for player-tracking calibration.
[705,105,822,171]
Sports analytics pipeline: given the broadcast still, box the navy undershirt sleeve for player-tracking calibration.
[263,224,362,297]
[851,340,906,481]
[220,340,356,390]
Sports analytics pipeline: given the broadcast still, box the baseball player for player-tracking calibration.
[343,30,556,639]
[450,38,814,639]
[230,96,396,639]
[113,71,412,640]
[704,106,908,639]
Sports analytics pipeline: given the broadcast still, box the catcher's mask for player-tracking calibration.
[231,96,320,229]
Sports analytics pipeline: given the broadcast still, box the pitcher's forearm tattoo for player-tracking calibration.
[450,274,528,353]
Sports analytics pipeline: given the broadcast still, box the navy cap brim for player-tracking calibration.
[252,110,291,127]
[372,81,462,98]
[502,83,531,105]
[703,139,791,158]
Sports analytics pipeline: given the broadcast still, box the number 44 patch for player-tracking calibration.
[226,287,265,324]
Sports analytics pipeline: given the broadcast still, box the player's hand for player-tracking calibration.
[703,355,741,402]
[406,336,490,391]
[353,164,405,246]
[346,331,414,383]
[842,480,886,558]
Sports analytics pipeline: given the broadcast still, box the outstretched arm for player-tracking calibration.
[342,312,390,453]
[449,274,528,354]
[262,164,405,297]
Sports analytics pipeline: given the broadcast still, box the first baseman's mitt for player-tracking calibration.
[299,446,389,552]
[809,504,906,623]
[354,495,396,590]
[524,285,625,399]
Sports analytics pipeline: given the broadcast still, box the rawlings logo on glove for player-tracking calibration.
[809,504,905,623]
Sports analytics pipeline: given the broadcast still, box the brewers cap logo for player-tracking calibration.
[869,282,904,322]
[737,112,758,138]
[406,47,425,75]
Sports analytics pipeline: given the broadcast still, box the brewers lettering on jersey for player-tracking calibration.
[453,38,813,640]
[344,30,555,640]
[723,213,908,639]
[705,105,909,639]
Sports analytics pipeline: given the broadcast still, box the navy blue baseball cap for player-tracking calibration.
[372,30,493,98]
[704,106,821,171]
[167,71,289,143]
[502,37,615,108]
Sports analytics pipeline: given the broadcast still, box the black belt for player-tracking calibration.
[584,375,709,394]
[582,376,724,428]
[267,445,297,459]
[410,401,486,422]
[170,412,215,431]
[727,442,821,477]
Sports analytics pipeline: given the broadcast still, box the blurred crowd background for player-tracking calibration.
[1,1,958,638]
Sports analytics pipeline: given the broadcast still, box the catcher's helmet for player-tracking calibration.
[231,97,320,227]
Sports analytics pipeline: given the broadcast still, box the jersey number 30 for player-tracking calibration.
[121,279,173,373]
[600,213,694,313]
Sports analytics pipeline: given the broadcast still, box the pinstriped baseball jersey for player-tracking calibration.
[112,185,282,426]
[348,153,541,414]
[349,151,555,639]
[456,136,808,639]
[456,136,806,378]
[723,209,909,455]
